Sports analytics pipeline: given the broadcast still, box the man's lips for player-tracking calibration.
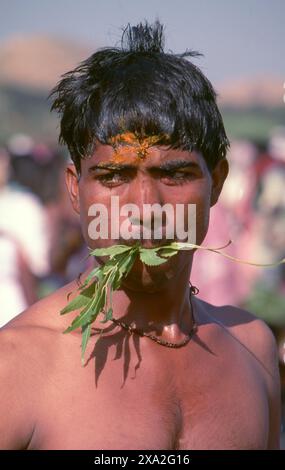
[118,224,175,247]
[118,231,175,248]
[117,230,190,248]
[117,238,170,248]
[135,239,169,248]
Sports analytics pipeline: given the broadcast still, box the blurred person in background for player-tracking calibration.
[5,134,91,296]
[244,128,285,441]
[0,141,50,325]
[191,140,261,305]
[0,147,38,325]
[241,130,285,327]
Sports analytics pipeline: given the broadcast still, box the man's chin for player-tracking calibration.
[121,251,184,292]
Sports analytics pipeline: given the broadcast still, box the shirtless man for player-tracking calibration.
[0,20,281,450]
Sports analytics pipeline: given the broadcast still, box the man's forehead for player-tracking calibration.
[87,133,201,166]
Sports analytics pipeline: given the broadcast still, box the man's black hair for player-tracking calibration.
[49,19,230,174]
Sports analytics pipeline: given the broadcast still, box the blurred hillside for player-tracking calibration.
[217,76,285,143]
[0,35,92,143]
[0,34,284,145]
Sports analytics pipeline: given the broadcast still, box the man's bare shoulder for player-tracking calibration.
[0,277,82,374]
[0,278,83,450]
[1,278,79,332]
[196,297,279,376]
[195,297,281,449]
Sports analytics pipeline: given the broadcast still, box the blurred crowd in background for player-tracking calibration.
[0,126,285,440]
[0,134,93,322]
[191,131,285,438]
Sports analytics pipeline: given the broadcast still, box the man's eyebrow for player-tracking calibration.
[88,160,200,172]
[88,163,136,172]
[152,160,200,171]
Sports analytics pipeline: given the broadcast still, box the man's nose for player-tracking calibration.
[127,171,163,225]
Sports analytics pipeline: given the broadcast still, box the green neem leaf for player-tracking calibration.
[63,289,105,333]
[61,240,285,366]
[117,248,138,276]
[60,282,96,315]
[139,248,169,266]
[156,247,179,258]
[100,307,113,323]
[81,323,92,366]
[90,245,133,258]
[166,242,195,251]
[80,266,103,289]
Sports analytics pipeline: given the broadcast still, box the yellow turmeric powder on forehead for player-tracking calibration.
[108,132,170,161]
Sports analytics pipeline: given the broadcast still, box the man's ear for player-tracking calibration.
[210,158,229,207]
[65,164,80,214]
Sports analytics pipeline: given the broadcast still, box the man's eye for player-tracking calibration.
[161,171,194,183]
[96,172,129,185]
[170,171,187,178]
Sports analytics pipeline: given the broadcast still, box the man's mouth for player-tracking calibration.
[136,238,169,248]
[118,231,174,249]
[117,227,190,249]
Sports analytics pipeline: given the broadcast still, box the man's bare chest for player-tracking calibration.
[29,329,269,450]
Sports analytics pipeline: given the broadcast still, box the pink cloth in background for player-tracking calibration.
[190,202,260,306]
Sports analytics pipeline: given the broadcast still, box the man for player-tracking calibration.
[0,20,281,450]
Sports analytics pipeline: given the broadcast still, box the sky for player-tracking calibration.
[1,0,285,84]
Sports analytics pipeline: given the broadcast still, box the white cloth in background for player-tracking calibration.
[0,235,26,327]
[0,187,50,277]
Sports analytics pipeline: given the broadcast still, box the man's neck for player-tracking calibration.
[108,262,195,343]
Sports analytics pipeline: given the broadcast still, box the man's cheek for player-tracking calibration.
[77,191,96,246]
[79,202,116,248]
